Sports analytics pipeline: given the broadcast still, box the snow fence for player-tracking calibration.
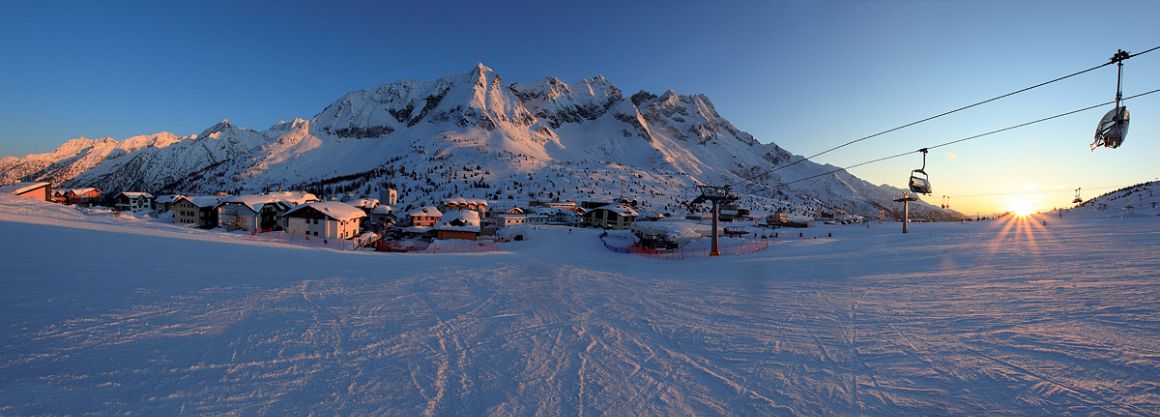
[600,237,770,260]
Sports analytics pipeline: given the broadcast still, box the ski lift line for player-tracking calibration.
[780,87,1160,188]
[948,186,1120,199]
[927,87,1160,151]
[729,43,1160,188]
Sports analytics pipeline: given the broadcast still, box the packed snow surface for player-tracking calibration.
[0,197,1157,416]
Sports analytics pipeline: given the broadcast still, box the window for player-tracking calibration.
[313,231,318,236]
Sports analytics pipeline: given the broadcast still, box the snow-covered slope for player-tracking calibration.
[1,196,1157,415]
[0,64,960,220]
[1070,180,1160,218]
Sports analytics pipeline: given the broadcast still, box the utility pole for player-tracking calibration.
[894,193,919,234]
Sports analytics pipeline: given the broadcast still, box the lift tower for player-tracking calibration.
[690,185,736,256]
[894,193,920,234]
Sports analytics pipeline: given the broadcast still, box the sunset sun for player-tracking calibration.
[1009,197,1036,217]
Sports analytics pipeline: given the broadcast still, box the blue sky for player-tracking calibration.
[2,1,1158,213]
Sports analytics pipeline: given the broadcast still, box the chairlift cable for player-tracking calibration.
[729,43,1160,188]
[779,87,1160,187]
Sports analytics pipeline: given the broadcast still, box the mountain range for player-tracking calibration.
[0,64,961,220]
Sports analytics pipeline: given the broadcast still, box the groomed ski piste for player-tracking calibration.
[1,193,1157,416]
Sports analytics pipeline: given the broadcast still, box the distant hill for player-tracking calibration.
[1072,180,1160,217]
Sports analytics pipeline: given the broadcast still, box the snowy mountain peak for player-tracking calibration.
[199,119,242,139]
[0,64,962,220]
[473,62,494,76]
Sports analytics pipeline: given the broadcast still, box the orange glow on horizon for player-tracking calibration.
[1008,196,1036,217]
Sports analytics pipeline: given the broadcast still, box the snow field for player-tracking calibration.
[0,197,1157,416]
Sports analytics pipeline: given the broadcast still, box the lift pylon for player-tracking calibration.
[692,185,737,256]
[893,193,920,234]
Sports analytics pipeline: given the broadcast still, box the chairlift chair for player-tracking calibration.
[908,149,932,195]
[1092,49,1131,150]
[1093,107,1129,149]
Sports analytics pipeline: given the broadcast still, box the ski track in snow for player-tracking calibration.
[0,204,1158,416]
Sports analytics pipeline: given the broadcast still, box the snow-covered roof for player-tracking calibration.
[591,204,638,217]
[409,206,443,217]
[370,205,393,215]
[179,196,224,208]
[633,221,705,244]
[263,191,318,205]
[498,213,547,219]
[118,191,154,199]
[435,209,481,232]
[443,197,488,206]
[217,192,316,212]
[284,201,367,221]
[155,194,184,204]
[346,197,379,209]
[0,182,50,195]
[219,195,276,212]
[67,187,99,195]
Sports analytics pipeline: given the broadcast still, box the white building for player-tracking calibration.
[216,192,318,232]
[154,194,184,212]
[172,196,223,228]
[113,192,155,212]
[583,204,639,229]
[283,201,366,240]
[496,213,548,228]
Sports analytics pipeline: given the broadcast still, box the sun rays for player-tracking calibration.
[986,210,1055,258]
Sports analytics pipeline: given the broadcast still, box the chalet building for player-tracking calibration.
[0,182,52,201]
[368,205,394,232]
[172,196,223,228]
[500,207,526,216]
[496,213,548,228]
[154,194,184,212]
[434,209,481,240]
[583,204,639,229]
[440,197,488,217]
[283,201,366,240]
[113,192,154,212]
[487,202,527,218]
[408,206,443,228]
[216,192,318,232]
[217,198,288,232]
[65,188,102,206]
[51,190,68,204]
[541,207,582,225]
